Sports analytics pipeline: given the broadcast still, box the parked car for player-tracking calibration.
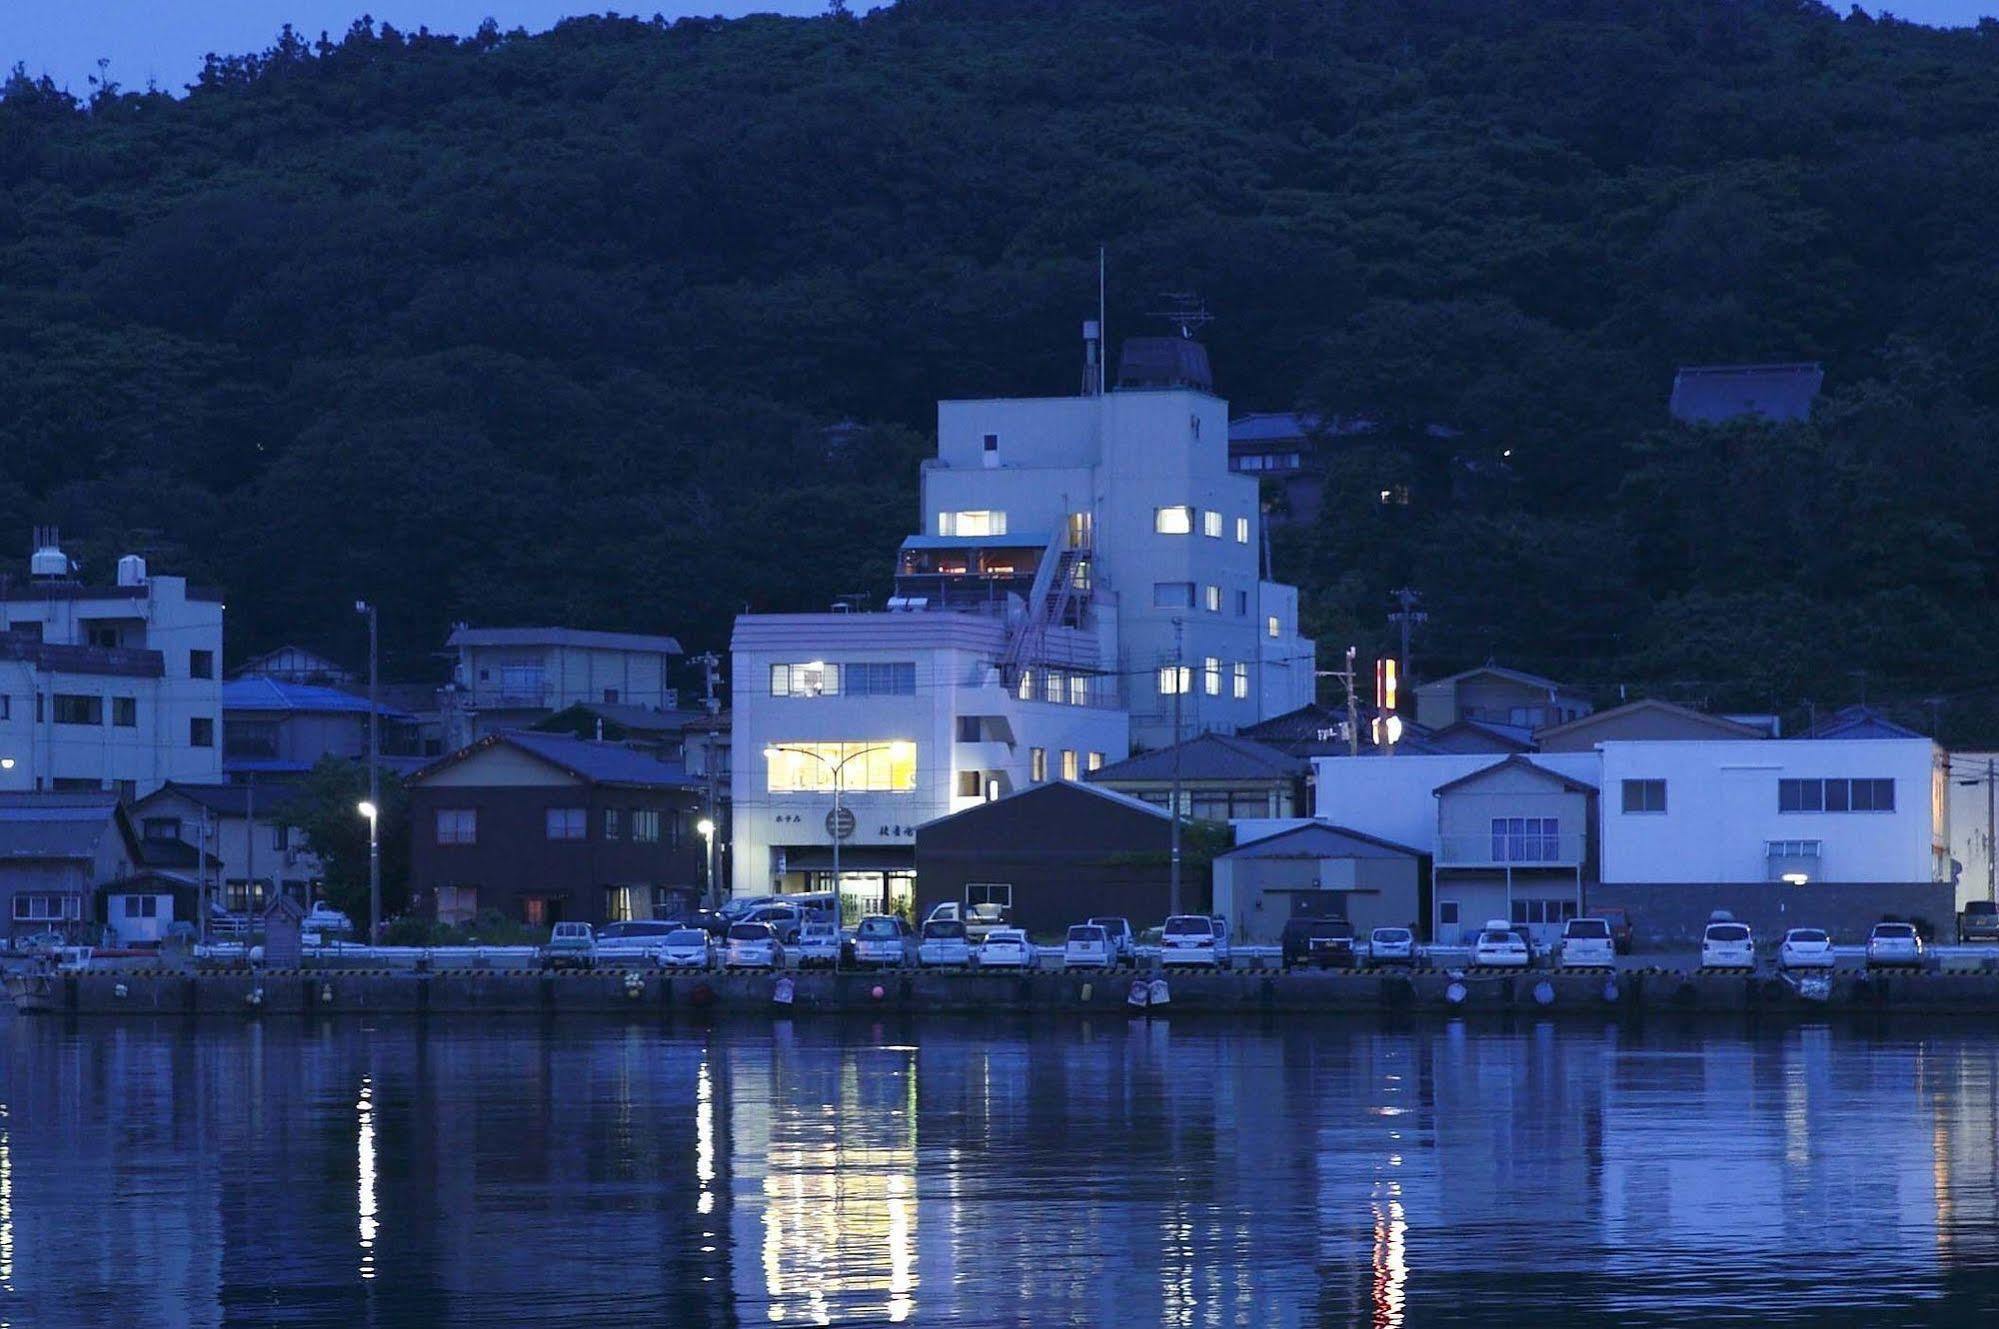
[964,902,1012,943]
[918,919,972,967]
[976,927,1036,969]
[1471,921,1531,969]
[1281,917,1355,969]
[1160,915,1232,969]
[1063,923,1115,970]
[1087,916,1136,965]
[12,931,65,959]
[1365,926,1418,967]
[1594,906,1635,956]
[1866,921,1926,970]
[1700,917,1756,970]
[795,921,843,968]
[597,920,677,956]
[923,901,963,927]
[1777,927,1836,971]
[742,904,806,944]
[720,896,773,922]
[852,915,918,968]
[659,928,715,968]
[304,901,353,934]
[1957,900,1999,944]
[724,922,784,969]
[1557,917,1617,969]
[541,921,598,971]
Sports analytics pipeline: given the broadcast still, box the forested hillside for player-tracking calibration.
[5,0,1999,733]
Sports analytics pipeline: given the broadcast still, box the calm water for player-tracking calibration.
[3,1012,1998,1327]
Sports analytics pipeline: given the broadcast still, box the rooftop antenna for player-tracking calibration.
[1148,292,1213,340]
[1097,245,1107,395]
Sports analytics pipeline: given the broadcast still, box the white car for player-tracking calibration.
[1557,917,1617,969]
[852,915,918,968]
[1160,915,1231,969]
[741,904,806,943]
[304,901,353,934]
[724,922,784,969]
[1865,922,1925,970]
[597,920,677,961]
[923,901,963,927]
[1366,927,1417,967]
[1063,923,1115,970]
[795,921,842,968]
[1088,916,1136,965]
[1471,921,1530,969]
[976,928,1036,970]
[1701,918,1756,970]
[659,927,714,968]
[1777,927,1836,971]
[918,919,972,967]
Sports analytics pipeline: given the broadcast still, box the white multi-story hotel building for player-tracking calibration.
[0,534,225,800]
[731,332,1318,913]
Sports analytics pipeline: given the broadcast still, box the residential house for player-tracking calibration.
[221,676,420,780]
[1236,703,1528,759]
[1802,704,1926,741]
[1534,698,1769,752]
[233,645,355,687]
[0,791,141,944]
[730,324,1317,909]
[405,730,706,928]
[1669,363,1823,425]
[912,780,1179,934]
[1411,666,1591,738]
[1594,737,1953,943]
[1085,731,1306,822]
[440,626,685,749]
[129,781,323,914]
[0,533,223,800]
[1212,822,1425,945]
[1431,756,1596,947]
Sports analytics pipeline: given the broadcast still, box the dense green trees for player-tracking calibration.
[5,1,1999,733]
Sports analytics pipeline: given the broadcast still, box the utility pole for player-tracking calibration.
[1169,617,1184,918]
[697,651,722,909]
[357,600,380,946]
[1314,647,1362,757]
[245,772,257,911]
[1988,756,1995,903]
[1388,587,1427,685]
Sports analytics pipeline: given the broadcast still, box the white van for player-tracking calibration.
[1558,917,1617,968]
[1160,915,1231,969]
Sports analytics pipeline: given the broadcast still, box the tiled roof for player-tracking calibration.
[1087,732,1304,783]
[222,676,413,719]
[0,793,126,860]
[139,781,311,822]
[447,626,683,654]
[1219,822,1424,860]
[408,730,699,789]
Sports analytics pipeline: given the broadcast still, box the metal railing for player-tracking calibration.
[1435,832,1587,868]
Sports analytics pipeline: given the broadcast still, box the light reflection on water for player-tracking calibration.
[2,1014,1998,1326]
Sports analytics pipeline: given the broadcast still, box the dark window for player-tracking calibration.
[189,717,215,747]
[1621,779,1666,814]
[604,808,624,840]
[1780,777,1893,813]
[845,662,917,696]
[190,650,215,680]
[0,696,8,719]
[632,810,660,843]
[88,626,118,649]
[112,696,136,727]
[956,716,981,742]
[545,807,587,840]
[957,771,983,798]
[982,433,999,453]
[603,688,619,704]
[53,694,103,725]
[142,817,182,841]
[272,824,289,851]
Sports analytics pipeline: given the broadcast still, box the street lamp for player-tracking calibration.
[356,600,380,945]
[697,817,716,906]
[762,742,914,920]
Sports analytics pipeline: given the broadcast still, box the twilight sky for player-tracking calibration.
[1,2,1993,95]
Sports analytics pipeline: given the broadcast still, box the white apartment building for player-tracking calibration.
[441,625,684,748]
[729,331,1318,912]
[0,535,224,800]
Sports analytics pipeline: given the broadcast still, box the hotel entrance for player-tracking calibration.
[774,848,916,923]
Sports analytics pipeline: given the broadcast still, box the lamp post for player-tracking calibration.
[697,817,716,909]
[355,600,380,944]
[762,742,913,921]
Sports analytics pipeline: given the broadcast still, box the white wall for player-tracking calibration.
[1311,753,1604,853]
[1598,739,1946,885]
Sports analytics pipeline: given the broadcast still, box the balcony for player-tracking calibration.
[1436,832,1587,869]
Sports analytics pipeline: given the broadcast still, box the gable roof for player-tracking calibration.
[1803,704,1926,741]
[1086,732,1304,783]
[1670,362,1823,425]
[446,626,683,655]
[0,792,138,863]
[537,702,718,738]
[1218,821,1424,861]
[135,781,311,823]
[918,778,1171,835]
[1426,719,1537,754]
[1535,697,1766,744]
[407,730,699,789]
[1414,665,1583,697]
[1431,755,1597,796]
[222,676,413,719]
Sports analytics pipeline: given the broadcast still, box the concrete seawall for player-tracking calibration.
[14,966,1999,1018]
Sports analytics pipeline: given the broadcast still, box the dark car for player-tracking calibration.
[669,910,730,938]
[1594,906,1634,956]
[1958,900,1999,944]
[1282,917,1357,969]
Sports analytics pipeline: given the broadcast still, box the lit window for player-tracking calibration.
[1042,671,1062,704]
[1016,669,1033,700]
[1087,751,1104,771]
[1266,615,1281,639]
[1235,516,1250,544]
[1158,666,1191,696]
[1067,675,1087,706]
[1202,510,1222,538]
[1061,749,1079,780]
[1030,747,1047,782]
[938,510,1007,537]
[1154,506,1193,535]
[1204,657,1221,696]
[632,810,661,843]
[766,742,918,793]
[771,662,840,697]
[1204,585,1221,613]
[1232,662,1249,700]
[545,807,587,841]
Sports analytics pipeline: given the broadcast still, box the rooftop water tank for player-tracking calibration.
[117,554,148,587]
[29,544,68,578]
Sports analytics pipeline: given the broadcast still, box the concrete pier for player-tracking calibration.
[12,965,1999,1018]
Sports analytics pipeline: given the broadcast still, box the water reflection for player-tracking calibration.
[2,1016,1999,1325]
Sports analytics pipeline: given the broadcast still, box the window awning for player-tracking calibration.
[781,847,915,872]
